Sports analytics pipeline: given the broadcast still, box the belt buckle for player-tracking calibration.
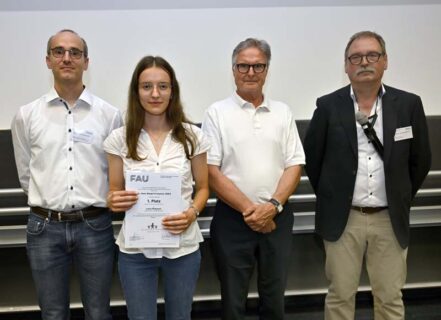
[57,212,63,222]
[359,207,366,215]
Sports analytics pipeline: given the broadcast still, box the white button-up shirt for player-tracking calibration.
[11,87,123,211]
[103,124,210,258]
[202,92,305,204]
[351,85,388,207]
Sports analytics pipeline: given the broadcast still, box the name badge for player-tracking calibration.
[394,126,413,141]
[73,129,94,144]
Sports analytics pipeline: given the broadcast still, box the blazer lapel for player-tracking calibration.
[382,88,397,164]
[338,87,357,158]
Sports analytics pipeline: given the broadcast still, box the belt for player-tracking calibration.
[31,206,106,222]
[351,206,388,214]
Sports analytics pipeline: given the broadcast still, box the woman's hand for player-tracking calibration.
[162,207,197,235]
[107,190,138,212]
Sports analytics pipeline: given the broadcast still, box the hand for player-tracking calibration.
[243,202,277,232]
[241,203,257,228]
[162,208,196,235]
[257,220,277,234]
[107,190,138,212]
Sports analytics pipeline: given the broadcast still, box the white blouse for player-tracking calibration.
[104,123,210,259]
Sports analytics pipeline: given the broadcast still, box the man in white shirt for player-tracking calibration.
[304,31,431,319]
[11,29,122,320]
[202,38,305,320]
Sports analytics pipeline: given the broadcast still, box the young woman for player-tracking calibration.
[104,56,209,320]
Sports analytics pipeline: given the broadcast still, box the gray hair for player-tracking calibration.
[47,29,89,58]
[344,31,386,60]
[232,38,271,66]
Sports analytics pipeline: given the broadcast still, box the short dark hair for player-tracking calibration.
[47,29,88,58]
[232,38,271,66]
[344,31,386,60]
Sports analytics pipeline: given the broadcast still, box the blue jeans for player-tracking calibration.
[118,249,201,320]
[26,211,115,320]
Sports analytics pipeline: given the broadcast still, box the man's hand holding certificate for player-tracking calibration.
[125,170,183,248]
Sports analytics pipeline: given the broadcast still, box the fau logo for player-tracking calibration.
[130,174,149,182]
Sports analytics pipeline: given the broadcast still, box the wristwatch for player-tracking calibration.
[268,198,283,214]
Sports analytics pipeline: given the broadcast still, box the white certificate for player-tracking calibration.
[124,170,183,248]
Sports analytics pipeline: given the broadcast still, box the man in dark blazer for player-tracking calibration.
[304,31,431,320]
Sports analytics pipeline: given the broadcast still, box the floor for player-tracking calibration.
[1,289,440,319]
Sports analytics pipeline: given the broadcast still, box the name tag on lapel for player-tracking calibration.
[394,126,413,141]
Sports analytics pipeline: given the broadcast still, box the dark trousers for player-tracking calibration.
[211,200,293,320]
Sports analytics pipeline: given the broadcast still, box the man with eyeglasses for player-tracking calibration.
[304,31,431,319]
[11,29,122,320]
[202,38,305,319]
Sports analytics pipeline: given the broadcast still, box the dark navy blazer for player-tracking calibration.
[304,85,431,248]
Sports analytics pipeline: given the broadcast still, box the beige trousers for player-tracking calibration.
[324,208,407,320]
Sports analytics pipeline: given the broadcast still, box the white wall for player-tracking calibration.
[1,2,440,129]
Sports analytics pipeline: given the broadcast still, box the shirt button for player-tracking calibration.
[368,157,371,160]
[68,111,72,114]
[72,205,75,209]
[69,147,72,151]
[156,162,159,166]
[370,192,373,195]
[369,174,372,178]
[70,186,73,190]
[368,141,371,144]
[69,167,72,170]
[68,129,72,133]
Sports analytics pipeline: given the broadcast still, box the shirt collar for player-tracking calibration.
[350,83,386,102]
[350,84,386,117]
[45,86,93,107]
[232,91,270,110]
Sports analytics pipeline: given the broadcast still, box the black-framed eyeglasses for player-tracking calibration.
[50,47,84,60]
[235,63,267,74]
[347,52,383,65]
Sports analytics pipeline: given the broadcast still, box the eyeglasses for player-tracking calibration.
[50,47,84,60]
[139,82,172,94]
[235,63,267,74]
[347,52,383,65]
